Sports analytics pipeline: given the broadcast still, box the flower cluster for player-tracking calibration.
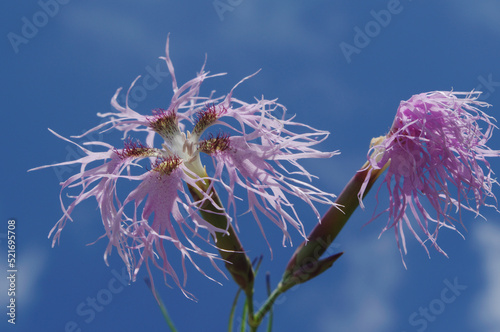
[361,91,499,262]
[32,38,337,296]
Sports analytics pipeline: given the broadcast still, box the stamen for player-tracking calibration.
[198,133,230,155]
[192,104,227,136]
[147,108,180,139]
[152,156,182,176]
[114,138,157,159]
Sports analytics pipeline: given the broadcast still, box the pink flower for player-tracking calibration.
[361,91,499,263]
[30,38,337,297]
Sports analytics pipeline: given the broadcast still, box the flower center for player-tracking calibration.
[146,106,230,178]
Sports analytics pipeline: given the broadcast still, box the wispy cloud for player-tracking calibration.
[0,247,48,309]
[450,1,500,34]
[472,221,500,331]
[60,3,160,61]
[216,2,346,55]
[315,234,402,332]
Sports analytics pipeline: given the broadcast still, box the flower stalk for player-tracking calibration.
[251,148,389,328]
[281,156,388,291]
[144,277,178,332]
[187,180,254,293]
[33,35,500,332]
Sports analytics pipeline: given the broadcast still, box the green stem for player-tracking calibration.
[240,300,248,332]
[228,288,243,332]
[188,182,255,293]
[265,273,273,332]
[245,257,263,331]
[252,159,388,327]
[252,286,284,327]
[245,288,255,329]
[283,160,387,284]
[144,278,178,332]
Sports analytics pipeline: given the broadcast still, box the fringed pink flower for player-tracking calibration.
[360,91,499,264]
[30,38,337,297]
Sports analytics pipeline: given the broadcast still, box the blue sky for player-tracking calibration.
[2,1,500,331]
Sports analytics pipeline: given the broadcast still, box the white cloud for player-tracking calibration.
[1,247,48,311]
[449,1,500,34]
[471,222,500,331]
[315,233,402,332]
[60,3,160,61]
[216,2,346,56]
